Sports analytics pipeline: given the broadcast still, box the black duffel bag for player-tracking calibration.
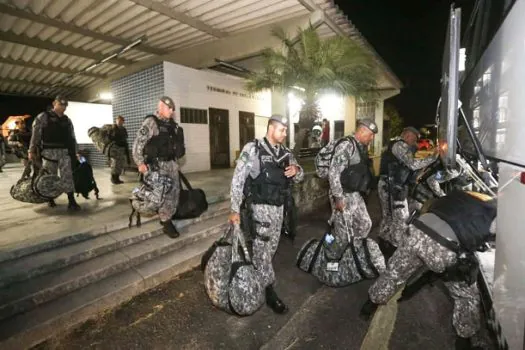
[172,171,208,220]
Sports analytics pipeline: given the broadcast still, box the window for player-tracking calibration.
[334,121,345,139]
[180,107,208,124]
[356,102,376,124]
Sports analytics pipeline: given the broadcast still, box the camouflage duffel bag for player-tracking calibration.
[10,164,63,204]
[129,171,174,227]
[296,232,386,287]
[202,224,265,316]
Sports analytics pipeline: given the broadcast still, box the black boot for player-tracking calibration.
[359,298,379,321]
[111,174,123,184]
[48,199,57,208]
[455,336,482,350]
[161,220,179,238]
[265,285,288,314]
[67,192,81,211]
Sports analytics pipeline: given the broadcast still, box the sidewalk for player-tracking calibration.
[0,163,233,254]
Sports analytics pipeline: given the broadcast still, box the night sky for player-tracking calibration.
[0,1,474,128]
[335,0,474,128]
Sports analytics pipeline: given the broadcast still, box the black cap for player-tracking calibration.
[160,96,175,110]
[403,126,420,138]
[269,114,288,126]
[54,95,68,106]
[357,118,378,134]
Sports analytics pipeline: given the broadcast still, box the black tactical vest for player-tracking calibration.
[41,111,71,149]
[249,139,291,206]
[379,139,413,186]
[340,137,374,193]
[428,191,497,252]
[113,126,128,147]
[143,115,177,163]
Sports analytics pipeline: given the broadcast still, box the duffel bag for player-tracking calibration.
[173,171,208,220]
[10,163,63,204]
[202,224,265,316]
[296,212,386,287]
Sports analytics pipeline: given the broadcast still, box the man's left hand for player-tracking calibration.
[284,165,299,178]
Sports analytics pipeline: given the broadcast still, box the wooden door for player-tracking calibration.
[239,111,255,148]
[209,108,230,168]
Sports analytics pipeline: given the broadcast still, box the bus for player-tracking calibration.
[438,1,523,348]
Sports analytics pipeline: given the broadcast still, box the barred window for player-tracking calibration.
[180,107,208,124]
[356,101,376,122]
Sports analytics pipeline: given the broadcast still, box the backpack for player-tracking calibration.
[88,125,119,158]
[315,137,355,179]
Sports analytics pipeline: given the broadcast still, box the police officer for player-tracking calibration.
[361,191,496,350]
[228,114,304,314]
[328,118,377,254]
[8,120,31,168]
[109,115,129,184]
[29,95,80,210]
[377,127,437,253]
[132,96,183,238]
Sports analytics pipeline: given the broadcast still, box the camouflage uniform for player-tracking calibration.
[29,111,77,193]
[110,125,128,177]
[0,136,6,171]
[378,141,437,247]
[8,129,30,167]
[132,116,180,222]
[369,224,481,338]
[231,138,304,288]
[328,137,372,252]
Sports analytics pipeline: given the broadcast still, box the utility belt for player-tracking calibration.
[42,143,69,149]
[250,183,288,207]
[146,155,176,163]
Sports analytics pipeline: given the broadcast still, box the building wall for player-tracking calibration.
[163,62,271,173]
[84,64,165,168]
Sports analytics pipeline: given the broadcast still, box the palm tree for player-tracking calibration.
[246,24,378,154]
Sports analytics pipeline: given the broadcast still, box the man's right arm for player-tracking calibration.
[29,113,44,155]
[392,142,437,171]
[132,117,156,166]
[328,140,353,201]
[230,142,256,214]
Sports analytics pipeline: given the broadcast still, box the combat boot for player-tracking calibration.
[265,285,288,314]
[67,192,81,211]
[359,298,379,321]
[455,336,483,350]
[111,174,123,184]
[161,220,179,238]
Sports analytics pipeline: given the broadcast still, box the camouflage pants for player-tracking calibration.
[328,192,372,258]
[378,178,409,247]
[41,148,74,193]
[110,146,127,176]
[251,204,284,288]
[369,226,481,338]
[156,160,180,222]
[0,142,5,168]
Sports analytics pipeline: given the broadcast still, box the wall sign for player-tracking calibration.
[206,85,264,100]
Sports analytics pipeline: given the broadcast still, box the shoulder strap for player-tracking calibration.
[349,239,366,279]
[178,171,192,190]
[362,239,380,277]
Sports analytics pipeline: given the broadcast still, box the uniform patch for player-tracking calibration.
[139,126,149,136]
[240,151,249,162]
